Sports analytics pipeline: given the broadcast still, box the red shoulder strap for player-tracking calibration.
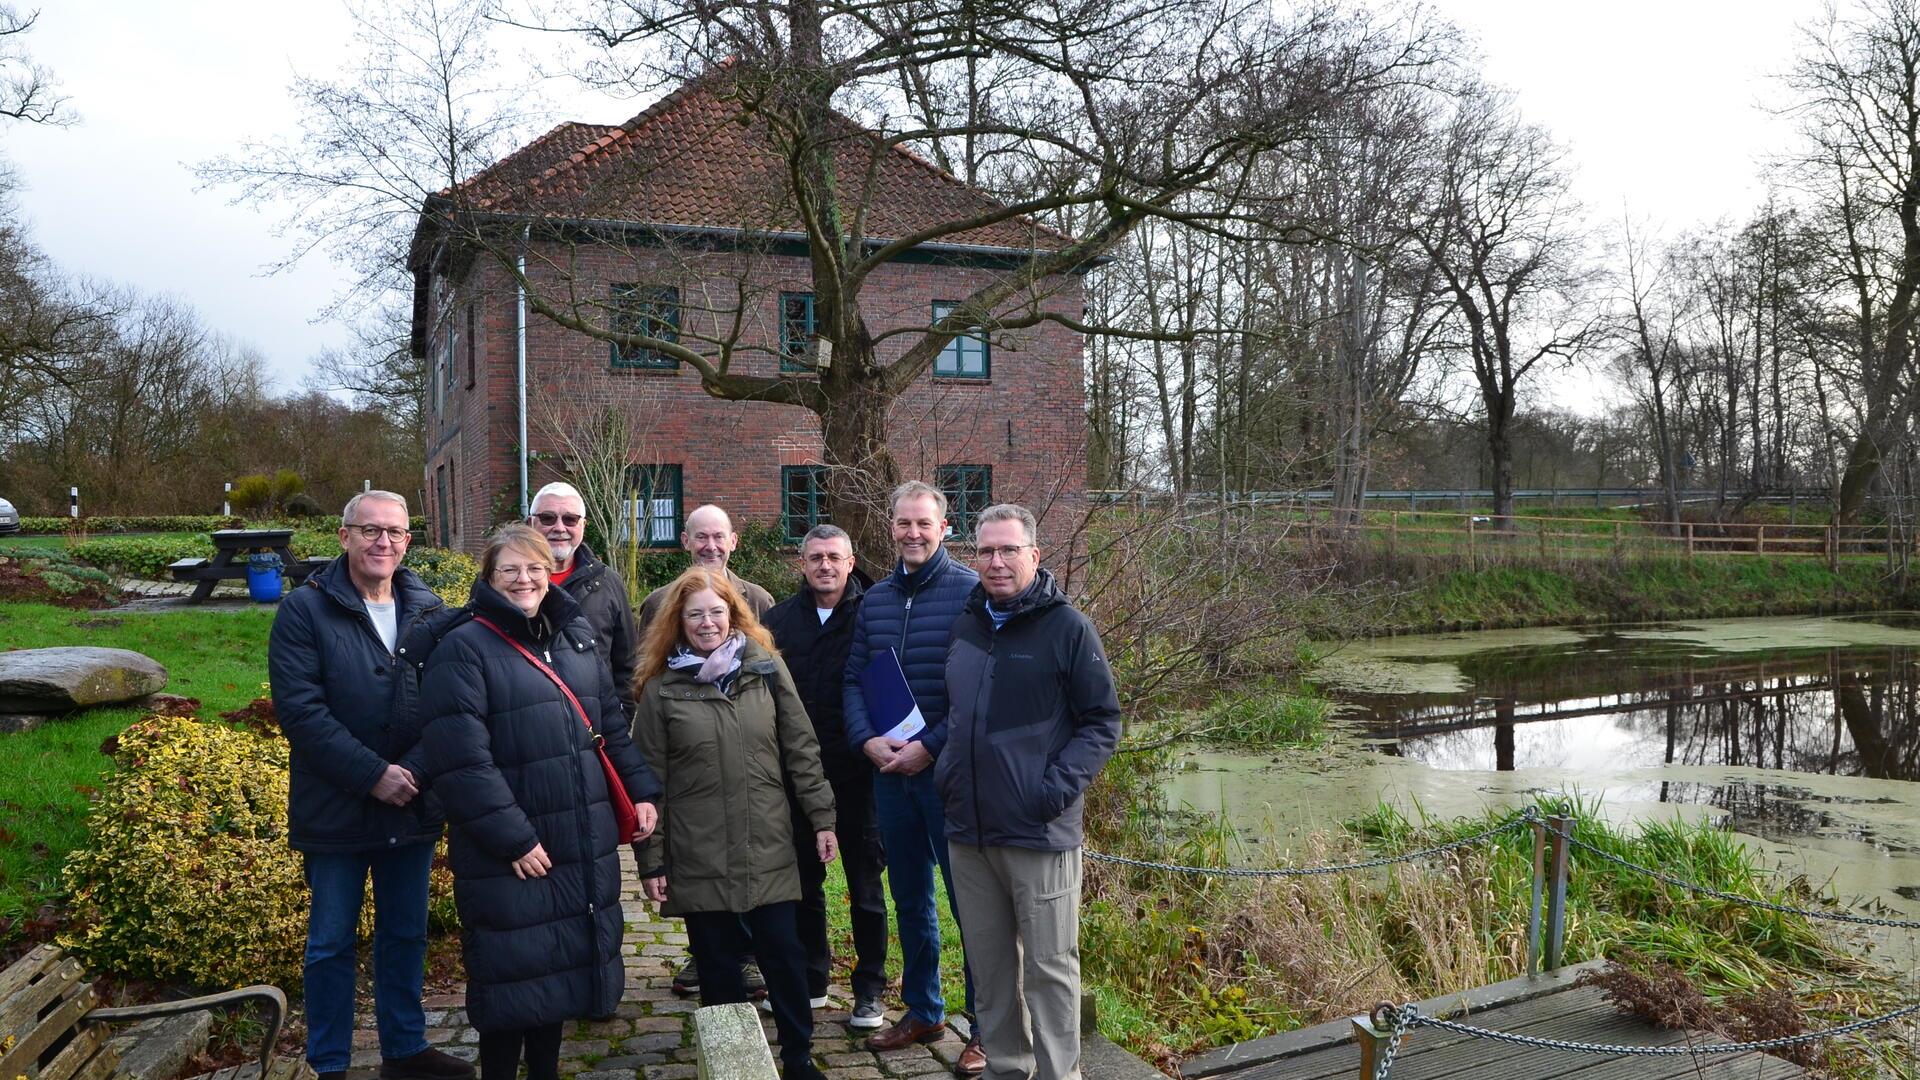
[471,615,596,736]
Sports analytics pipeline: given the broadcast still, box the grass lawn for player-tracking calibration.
[0,602,275,930]
[822,858,969,1017]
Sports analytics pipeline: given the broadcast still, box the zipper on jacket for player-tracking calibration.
[971,633,990,843]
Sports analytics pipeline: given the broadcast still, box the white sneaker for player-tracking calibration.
[808,994,830,1009]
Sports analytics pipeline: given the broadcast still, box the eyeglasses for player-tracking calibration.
[532,511,583,527]
[348,524,411,544]
[491,564,550,581]
[975,544,1032,564]
[803,552,852,566]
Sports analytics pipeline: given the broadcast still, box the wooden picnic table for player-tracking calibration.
[167,529,329,603]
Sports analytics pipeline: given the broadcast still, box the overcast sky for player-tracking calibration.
[3,1,1813,396]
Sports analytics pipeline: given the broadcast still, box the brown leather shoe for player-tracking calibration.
[865,1014,946,1051]
[953,1033,986,1076]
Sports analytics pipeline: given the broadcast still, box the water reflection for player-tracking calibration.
[1345,645,1920,785]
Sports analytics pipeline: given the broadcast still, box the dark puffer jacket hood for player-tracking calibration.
[268,554,450,853]
[419,577,662,1031]
[936,569,1123,851]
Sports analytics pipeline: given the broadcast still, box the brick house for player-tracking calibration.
[409,71,1090,556]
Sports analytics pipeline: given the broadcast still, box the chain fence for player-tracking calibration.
[1368,1000,1920,1079]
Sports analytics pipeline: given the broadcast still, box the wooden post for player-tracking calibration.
[1545,814,1573,971]
[1467,515,1477,572]
[1756,525,1765,555]
[1527,819,1547,976]
[1538,520,1548,560]
[1388,511,1399,564]
[1828,524,1839,571]
[1350,1013,1403,1080]
[1685,522,1695,560]
[1613,520,1623,559]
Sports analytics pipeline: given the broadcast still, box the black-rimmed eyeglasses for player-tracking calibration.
[349,524,411,543]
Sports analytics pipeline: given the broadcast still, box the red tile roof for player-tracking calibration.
[448,71,1074,254]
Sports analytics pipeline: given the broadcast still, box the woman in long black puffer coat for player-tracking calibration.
[418,524,661,1080]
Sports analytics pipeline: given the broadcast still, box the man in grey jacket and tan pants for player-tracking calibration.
[936,504,1121,1080]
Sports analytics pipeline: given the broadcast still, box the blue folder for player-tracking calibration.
[858,647,926,741]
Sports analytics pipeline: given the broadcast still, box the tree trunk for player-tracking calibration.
[818,363,902,580]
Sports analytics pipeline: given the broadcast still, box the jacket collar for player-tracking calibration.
[966,568,1064,628]
[467,576,583,641]
[563,542,607,584]
[891,545,953,592]
[313,554,441,619]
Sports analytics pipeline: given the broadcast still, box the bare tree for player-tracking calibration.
[1609,216,1695,529]
[211,0,1444,560]
[1781,0,1920,522]
[0,5,70,126]
[1416,84,1592,525]
[198,0,548,315]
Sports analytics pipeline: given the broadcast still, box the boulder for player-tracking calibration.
[0,646,168,712]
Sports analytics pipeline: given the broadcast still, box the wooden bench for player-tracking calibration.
[0,945,309,1080]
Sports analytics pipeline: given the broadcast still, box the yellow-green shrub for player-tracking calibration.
[406,547,478,606]
[60,715,456,991]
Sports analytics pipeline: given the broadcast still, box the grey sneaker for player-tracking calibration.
[848,997,886,1030]
[743,960,768,1001]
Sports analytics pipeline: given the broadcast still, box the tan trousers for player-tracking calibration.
[949,843,1082,1080]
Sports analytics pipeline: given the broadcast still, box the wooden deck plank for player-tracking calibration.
[1209,982,1808,1080]
[1224,988,1624,1080]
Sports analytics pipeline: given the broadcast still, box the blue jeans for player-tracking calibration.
[302,843,435,1073]
[874,770,973,1025]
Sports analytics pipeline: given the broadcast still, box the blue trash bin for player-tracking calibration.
[246,552,284,603]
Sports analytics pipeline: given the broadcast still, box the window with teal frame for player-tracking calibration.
[623,464,683,547]
[611,284,680,369]
[782,465,831,541]
[937,464,991,538]
[780,292,817,372]
[932,300,989,378]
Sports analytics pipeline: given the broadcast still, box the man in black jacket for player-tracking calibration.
[268,491,473,1080]
[937,504,1121,1080]
[529,481,640,714]
[763,525,889,1031]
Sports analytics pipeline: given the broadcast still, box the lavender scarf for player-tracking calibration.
[667,632,746,688]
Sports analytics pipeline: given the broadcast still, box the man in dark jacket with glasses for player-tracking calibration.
[939,503,1121,1080]
[528,481,641,717]
[269,491,473,1080]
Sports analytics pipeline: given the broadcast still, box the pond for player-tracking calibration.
[1166,614,1920,960]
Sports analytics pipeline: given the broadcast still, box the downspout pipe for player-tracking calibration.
[517,224,530,517]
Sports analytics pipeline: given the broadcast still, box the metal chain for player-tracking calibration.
[1405,1000,1920,1056]
[1370,1003,1418,1080]
[1544,824,1920,930]
[1083,809,1536,879]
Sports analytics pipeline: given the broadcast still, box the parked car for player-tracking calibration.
[0,497,18,534]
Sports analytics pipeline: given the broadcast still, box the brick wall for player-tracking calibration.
[420,241,1088,555]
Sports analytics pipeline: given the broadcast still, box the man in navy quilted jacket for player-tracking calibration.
[843,480,983,1073]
